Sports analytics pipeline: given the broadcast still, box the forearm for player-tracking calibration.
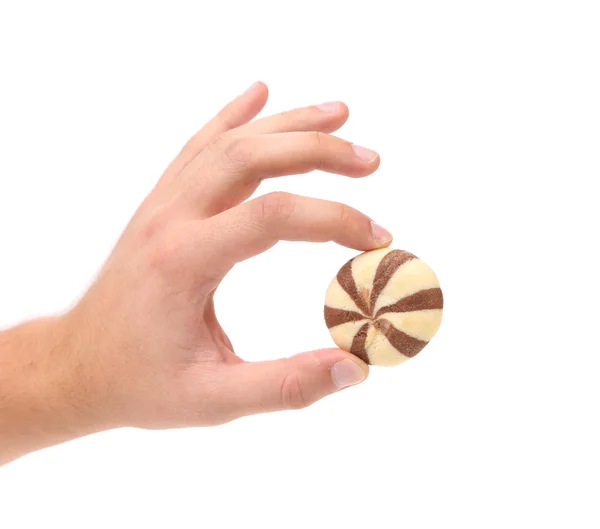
[0,316,101,465]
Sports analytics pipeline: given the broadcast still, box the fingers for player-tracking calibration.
[191,193,393,277]
[210,349,368,418]
[166,82,269,178]
[230,101,349,137]
[183,132,380,216]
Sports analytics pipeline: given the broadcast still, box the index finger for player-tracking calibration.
[191,192,393,275]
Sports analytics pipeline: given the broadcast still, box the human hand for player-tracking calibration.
[14,83,393,441]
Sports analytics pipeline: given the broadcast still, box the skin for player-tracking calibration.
[0,82,392,466]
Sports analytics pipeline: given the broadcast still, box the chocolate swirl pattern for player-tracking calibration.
[324,248,443,366]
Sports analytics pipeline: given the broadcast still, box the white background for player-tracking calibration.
[1,1,599,527]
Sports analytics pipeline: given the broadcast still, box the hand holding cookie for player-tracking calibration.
[0,82,396,463]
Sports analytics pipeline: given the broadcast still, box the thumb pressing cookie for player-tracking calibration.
[324,248,443,366]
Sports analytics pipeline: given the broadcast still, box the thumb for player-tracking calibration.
[215,349,369,418]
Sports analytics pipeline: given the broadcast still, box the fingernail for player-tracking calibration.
[317,101,340,113]
[370,220,393,245]
[332,359,367,390]
[352,144,379,163]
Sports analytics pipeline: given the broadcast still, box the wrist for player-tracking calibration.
[0,315,116,463]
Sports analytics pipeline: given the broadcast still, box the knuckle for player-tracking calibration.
[146,231,187,275]
[311,130,324,146]
[310,131,325,170]
[204,134,252,168]
[255,192,296,226]
[138,202,175,242]
[220,136,253,167]
[279,372,309,410]
[337,202,354,227]
[206,133,229,155]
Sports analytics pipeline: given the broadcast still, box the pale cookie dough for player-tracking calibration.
[324,248,443,366]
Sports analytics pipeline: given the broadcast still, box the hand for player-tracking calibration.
[1,83,393,455]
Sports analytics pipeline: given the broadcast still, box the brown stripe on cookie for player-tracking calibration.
[374,287,444,318]
[374,319,428,358]
[369,250,416,314]
[350,322,371,364]
[337,259,370,316]
[324,307,366,328]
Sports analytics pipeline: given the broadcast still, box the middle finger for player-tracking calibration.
[181,132,380,217]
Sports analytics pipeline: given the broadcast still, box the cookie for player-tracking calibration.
[324,248,443,366]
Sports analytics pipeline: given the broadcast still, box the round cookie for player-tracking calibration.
[324,248,443,366]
